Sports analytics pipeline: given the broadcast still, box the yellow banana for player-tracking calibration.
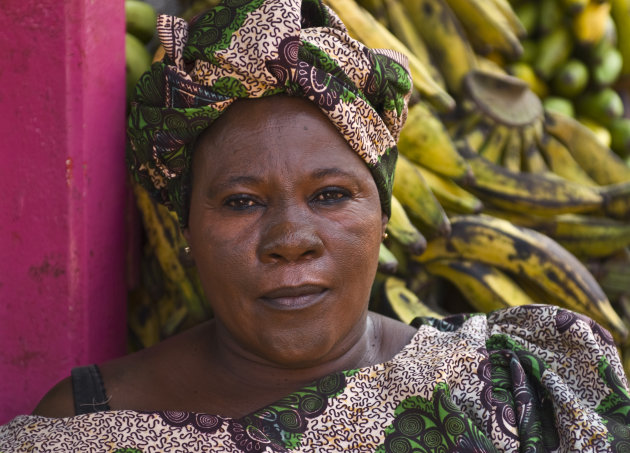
[484,209,630,259]
[424,259,534,313]
[457,145,604,216]
[325,0,455,112]
[383,0,445,87]
[572,1,612,46]
[384,276,444,323]
[479,124,510,163]
[536,132,597,186]
[378,242,399,274]
[486,0,527,39]
[415,164,484,214]
[416,214,628,341]
[401,0,478,95]
[393,154,451,237]
[507,62,549,98]
[387,195,427,255]
[443,0,523,59]
[544,110,630,184]
[600,181,630,220]
[501,127,522,172]
[397,101,472,181]
[577,117,612,148]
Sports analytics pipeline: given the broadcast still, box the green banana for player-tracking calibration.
[393,155,451,237]
[384,276,444,323]
[538,0,564,36]
[552,59,589,98]
[575,88,624,125]
[125,0,157,44]
[416,214,628,341]
[592,46,623,87]
[398,102,472,181]
[514,1,539,37]
[609,118,630,158]
[534,26,574,81]
[387,195,427,255]
[457,144,604,216]
[544,110,630,184]
[401,0,478,95]
[543,97,575,118]
[424,259,534,313]
[126,33,152,103]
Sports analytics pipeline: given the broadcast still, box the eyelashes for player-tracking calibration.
[223,187,352,211]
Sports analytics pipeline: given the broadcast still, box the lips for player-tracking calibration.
[259,284,327,310]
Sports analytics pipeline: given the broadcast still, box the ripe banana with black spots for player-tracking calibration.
[536,132,596,186]
[544,110,630,184]
[416,214,628,341]
[393,155,451,237]
[378,243,399,274]
[387,195,427,255]
[397,101,472,181]
[457,144,604,216]
[384,276,444,323]
[415,165,483,214]
[424,259,534,313]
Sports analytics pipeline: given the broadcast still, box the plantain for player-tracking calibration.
[575,88,625,126]
[501,127,523,172]
[572,0,612,46]
[478,124,510,163]
[544,110,630,184]
[507,62,549,98]
[542,97,575,118]
[443,0,523,59]
[387,195,427,255]
[397,101,472,181]
[536,132,597,186]
[577,117,612,148]
[393,155,451,237]
[457,144,604,216]
[415,164,484,214]
[611,0,630,76]
[125,0,157,44]
[325,0,455,112]
[383,0,445,87]
[424,259,534,313]
[384,276,444,323]
[416,215,628,341]
[401,0,478,95]
[534,26,574,81]
[552,59,589,98]
[600,181,630,220]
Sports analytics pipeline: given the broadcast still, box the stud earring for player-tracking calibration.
[184,246,191,255]
[382,232,388,241]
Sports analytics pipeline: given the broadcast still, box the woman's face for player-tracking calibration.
[187,96,387,367]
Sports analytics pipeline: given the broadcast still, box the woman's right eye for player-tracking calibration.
[224,195,260,210]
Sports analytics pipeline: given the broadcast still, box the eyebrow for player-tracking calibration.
[210,167,360,194]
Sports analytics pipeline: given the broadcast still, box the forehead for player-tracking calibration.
[192,96,370,179]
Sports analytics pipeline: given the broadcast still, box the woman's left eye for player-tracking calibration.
[313,188,350,203]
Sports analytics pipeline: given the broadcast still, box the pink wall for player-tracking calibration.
[0,1,127,422]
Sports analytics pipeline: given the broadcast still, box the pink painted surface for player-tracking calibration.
[0,1,127,422]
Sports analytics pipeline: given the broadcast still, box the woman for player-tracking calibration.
[2,0,630,450]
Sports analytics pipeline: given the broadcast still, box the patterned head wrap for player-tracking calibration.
[127,0,412,226]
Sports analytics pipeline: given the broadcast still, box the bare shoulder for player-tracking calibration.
[32,375,75,418]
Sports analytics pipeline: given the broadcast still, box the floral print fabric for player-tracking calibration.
[2,305,629,452]
[126,0,412,226]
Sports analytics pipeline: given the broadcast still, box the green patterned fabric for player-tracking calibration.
[126,0,412,226]
[3,305,630,451]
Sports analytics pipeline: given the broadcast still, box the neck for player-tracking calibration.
[208,313,382,392]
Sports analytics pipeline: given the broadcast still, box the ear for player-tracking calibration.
[183,227,192,245]
[381,213,388,237]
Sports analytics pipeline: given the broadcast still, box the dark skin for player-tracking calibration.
[33,96,416,419]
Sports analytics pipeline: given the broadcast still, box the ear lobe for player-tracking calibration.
[381,213,388,236]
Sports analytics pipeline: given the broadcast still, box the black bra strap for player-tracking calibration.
[71,364,111,415]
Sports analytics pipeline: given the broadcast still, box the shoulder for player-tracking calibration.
[31,375,75,418]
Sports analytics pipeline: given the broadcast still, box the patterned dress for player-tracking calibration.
[2,305,629,452]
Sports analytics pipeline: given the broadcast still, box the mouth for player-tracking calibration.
[259,284,328,310]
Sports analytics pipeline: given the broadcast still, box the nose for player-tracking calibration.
[258,205,324,264]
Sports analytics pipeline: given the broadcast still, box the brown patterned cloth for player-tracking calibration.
[2,305,630,451]
[126,0,412,226]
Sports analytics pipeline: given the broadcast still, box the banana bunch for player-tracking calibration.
[507,0,630,159]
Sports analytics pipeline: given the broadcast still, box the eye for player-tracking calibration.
[224,195,261,210]
[313,187,351,203]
